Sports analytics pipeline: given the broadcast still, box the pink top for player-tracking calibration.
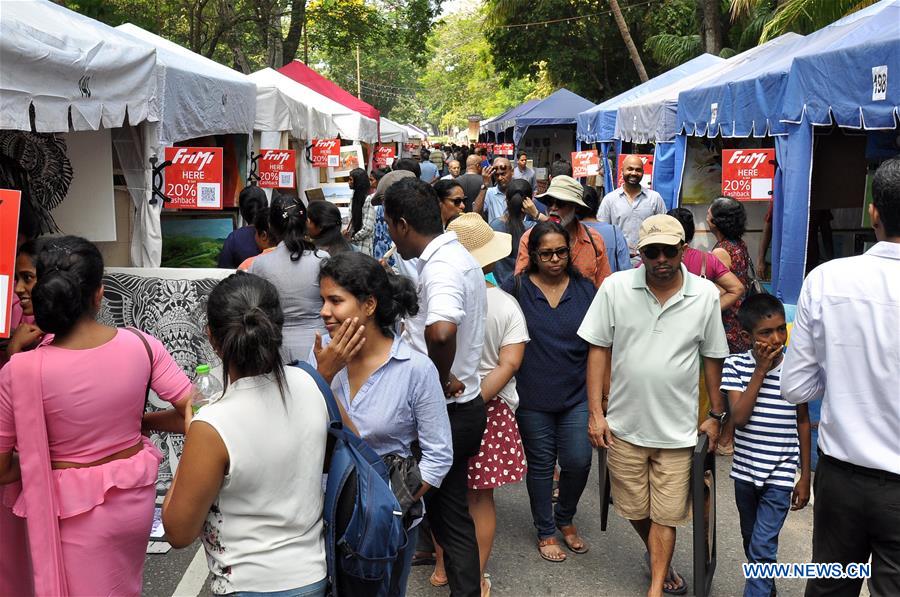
[0,295,36,370]
[682,246,729,281]
[0,329,191,460]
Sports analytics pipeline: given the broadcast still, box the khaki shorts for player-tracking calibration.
[607,435,693,527]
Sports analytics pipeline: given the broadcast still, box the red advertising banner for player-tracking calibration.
[721,149,776,201]
[312,138,341,168]
[0,189,22,339]
[495,143,514,156]
[374,145,396,168]
[258,149,297,188]
[617,154,654,188]
[164,147,224,210]
[571,150,601,178]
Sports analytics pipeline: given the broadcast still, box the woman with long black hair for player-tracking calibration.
[307,200,353,257]
[249,191,328,363]
[490,178,536,287]
[346,167,375,256]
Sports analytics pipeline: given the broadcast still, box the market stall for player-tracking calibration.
[510,89,595,171]
[481,98,541,143]
[576,53,725,193]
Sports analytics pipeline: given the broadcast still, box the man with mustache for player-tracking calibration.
[598,155,666,266]
[577,214,729,597]
[512,175,612,287]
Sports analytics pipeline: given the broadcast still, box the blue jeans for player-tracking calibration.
[516,402,592,539]
[734,479,791,597]
[231,577,328,597]
[379,525,418,597]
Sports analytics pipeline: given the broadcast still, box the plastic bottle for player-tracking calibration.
[192,364,222,414]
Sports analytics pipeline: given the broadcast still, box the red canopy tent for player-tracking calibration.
[278,60,380,123]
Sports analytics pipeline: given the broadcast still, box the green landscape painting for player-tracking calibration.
[161,216,234,268]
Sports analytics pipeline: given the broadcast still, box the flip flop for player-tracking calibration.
[556,524,589,554]
[643,552,688,595]
[429,571,448,587]
[537,537,567,563]
[481,573,492,597]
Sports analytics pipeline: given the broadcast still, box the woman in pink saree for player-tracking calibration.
[0,236,193,596]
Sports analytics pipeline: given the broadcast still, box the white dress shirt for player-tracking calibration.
[403,232,487,404]
[782,242,900,474]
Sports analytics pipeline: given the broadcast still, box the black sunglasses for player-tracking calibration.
[536,247,570,262]
[641,244,680,259]
[448,198,465,207]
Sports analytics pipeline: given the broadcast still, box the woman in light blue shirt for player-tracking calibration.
[309,251,453,597]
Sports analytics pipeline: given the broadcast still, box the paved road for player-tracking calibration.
[144,454,831,597]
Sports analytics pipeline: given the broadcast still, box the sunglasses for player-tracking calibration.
[544,197,571,209]
[448,198,465,207]
[641,244,680,259]
[536,247,570,262]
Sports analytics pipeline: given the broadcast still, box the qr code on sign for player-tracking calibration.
[196,183,220,208]
[278,171,294,187]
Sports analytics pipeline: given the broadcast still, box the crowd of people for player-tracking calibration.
[1,148,898,597]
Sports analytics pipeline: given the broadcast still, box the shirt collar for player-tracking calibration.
[631,263,697,295]
[388,335,412,362]
[617,186,647,200]
[866,241,900,260]
[420,231,459,264]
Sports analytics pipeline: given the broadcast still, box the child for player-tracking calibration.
[721,293,811,597]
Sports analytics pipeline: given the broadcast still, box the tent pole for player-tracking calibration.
[356,45,361,98]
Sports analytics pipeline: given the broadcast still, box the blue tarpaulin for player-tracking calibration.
[483,98,541,138]
[674,0,899,304]
[576,54,724,145]
[512,88,595,147]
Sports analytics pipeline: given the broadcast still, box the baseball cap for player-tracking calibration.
[536,175,588,209]
[637,214,686,249]
[447,212,512,268]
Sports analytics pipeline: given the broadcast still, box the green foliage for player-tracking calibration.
[161,237,223,268]
[645,34,703,68]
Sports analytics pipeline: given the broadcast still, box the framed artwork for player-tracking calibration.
[330,144,365,178]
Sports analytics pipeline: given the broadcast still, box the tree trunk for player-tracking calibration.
[608,0,649,83]
[700,0,723,55]
[282,0,307,65]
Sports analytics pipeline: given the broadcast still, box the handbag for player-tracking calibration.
[744,255,768,296]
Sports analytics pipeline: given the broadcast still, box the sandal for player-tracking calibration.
[481,573,492,597]
[663,566,688,595]
[556,524,589,554]
[429,571,448,587]
[537,537,567,563]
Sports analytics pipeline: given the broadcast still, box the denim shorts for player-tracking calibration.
[228,577,328,597]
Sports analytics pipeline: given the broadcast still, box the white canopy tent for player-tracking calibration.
[404,124,428,140]
[113,24,257,267]
[0,0,159,133]
[380,117,409,144]
[249,68,378,192]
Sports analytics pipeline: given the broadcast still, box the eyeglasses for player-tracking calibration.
[536,247,570,262]
[640,244,680,259]
[544,198,570,209]
[448,198,465,207]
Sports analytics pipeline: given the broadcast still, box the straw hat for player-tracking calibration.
[536,175,588,209]
[447,212,512,268]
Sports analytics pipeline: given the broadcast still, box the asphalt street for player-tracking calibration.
[143,453,851,597]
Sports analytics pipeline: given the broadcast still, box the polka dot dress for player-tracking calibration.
[467,398,527,490]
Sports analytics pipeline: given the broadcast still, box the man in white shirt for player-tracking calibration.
[598,155,667,265]
[782,158,900,597]
[384,176,487,597]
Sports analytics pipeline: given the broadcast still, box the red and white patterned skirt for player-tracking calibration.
[467,398,527,490]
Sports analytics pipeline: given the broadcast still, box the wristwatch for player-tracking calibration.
[708,410,728,424]
[480,184,487,191]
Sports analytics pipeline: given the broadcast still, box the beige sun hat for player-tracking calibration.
[637,214,686,249]
[447,212,512,267]
[536,175,588,209]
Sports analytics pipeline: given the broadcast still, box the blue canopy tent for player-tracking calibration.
[576,54,725,193]
[512,88,595,148]
[482,98,541,143]
[613,42,789,209]
[676,0,899,303]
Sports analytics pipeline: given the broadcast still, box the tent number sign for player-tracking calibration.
[153,147,224,210]
[872,66,887,101]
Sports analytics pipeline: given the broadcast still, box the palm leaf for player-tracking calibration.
[760,0,878,41]
[645,33,702,67]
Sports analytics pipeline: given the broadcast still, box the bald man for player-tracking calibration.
[598,155,666,263]
[457,154,487,212]
[441,159,461,180]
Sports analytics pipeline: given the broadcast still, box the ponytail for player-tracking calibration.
[269,191,316,262]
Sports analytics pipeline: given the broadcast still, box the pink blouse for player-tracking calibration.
[0,328,191,460]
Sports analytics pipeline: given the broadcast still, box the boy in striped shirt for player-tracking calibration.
[721,294,811,597]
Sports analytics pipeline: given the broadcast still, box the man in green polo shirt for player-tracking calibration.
[577,214,729,597]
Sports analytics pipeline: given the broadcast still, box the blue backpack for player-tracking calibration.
[292,361,406,596]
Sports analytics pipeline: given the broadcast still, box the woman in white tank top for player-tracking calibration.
[162,273,330,597]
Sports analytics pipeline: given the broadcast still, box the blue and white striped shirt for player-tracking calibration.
[721,351,799,489]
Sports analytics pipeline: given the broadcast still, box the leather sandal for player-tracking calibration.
[556,524,590,554]
[537,537,567,562]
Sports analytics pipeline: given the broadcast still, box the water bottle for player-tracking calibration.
[192,364,222,414]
